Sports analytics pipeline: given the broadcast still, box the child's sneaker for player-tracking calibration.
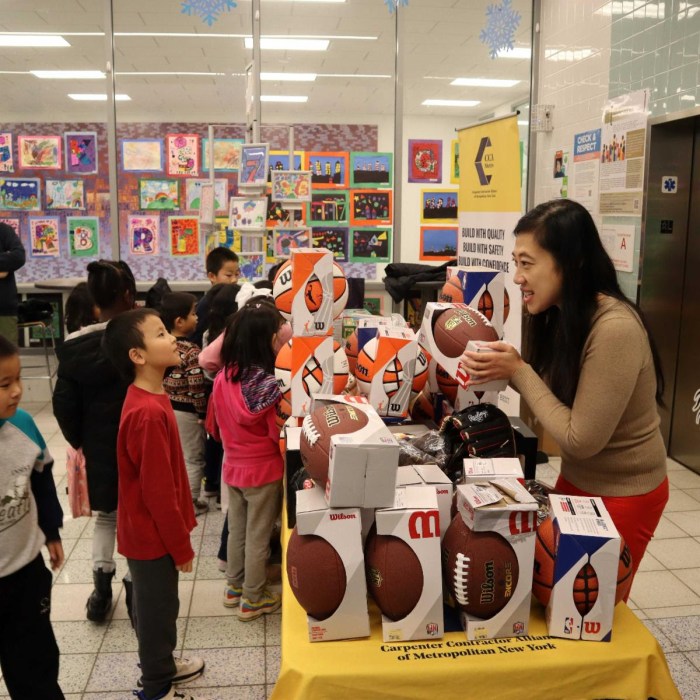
[134,686,200,699]
[237,589,281,621]
[223,584,242,608]
[136,655,204,688]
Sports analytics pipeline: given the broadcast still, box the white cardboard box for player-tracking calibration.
[396,464,453,540]
[289,248,334,336]
[462,458,524,483]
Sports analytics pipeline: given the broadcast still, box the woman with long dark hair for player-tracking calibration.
[461,199,668,586]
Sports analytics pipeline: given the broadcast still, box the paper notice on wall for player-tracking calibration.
[572,129,601,213]
[600,223,635,272]
[599,89,649,216]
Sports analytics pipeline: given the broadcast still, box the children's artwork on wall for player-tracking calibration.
[419,226,458,261]
[266,230,276,263]
[450,140,460,184]
[268,151,305,181]
[267,194,306,228]
[270,170,312,203]
[185,178,228,212]
[363,296,383,315]
[166,134,200,177]
[229,197,267,230]
[29,217,60,257]
[128,215,159,255]
[64,132,98,174]
[350,152,393,188]
[408,139,442,183]
[274,228,311,257]
[350,227,391,263]
[311,226,348,261]
[67,217,100,257]
[18,135,62,169]
[307,191,349,225]
[239,143,269,188]
[420,189,459,222]
[350,189,392,226]
[139,179,180,210]
[122,139,164,172]
[202,138,244,172]
[46,179,85,210]
[238,254,264,282]
[307,151,350,189]
[205,216,236,255]
[0,178,41,210]
[0,218,20,235]
[0,134,14,172]
[169,216,200,256]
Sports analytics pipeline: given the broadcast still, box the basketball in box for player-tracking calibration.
[396,465,453,540]
[545,495,621,642]
[356,316,394,353]
[369,485,444,641]
[444,480,538,640]
[289,248,334,336]
[288,485,370,642]
[462,457,524,483]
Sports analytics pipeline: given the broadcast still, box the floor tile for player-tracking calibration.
[675,568,700,597]
[196,555,226,580]
[84,650,140,692]
[53,620,108,653]
[668,469,700,490]
[59,652,97,694]
[266,645,281,685]
[200,535,224,557]
[266,611,281,644]
[51,583,106,621]
[184,615,265,649]
[664,652,700,700]
[653,515,691,539]
[637,551,665,572]
[183,646,266,687]
[665,490,700,512]
[666,511,700,536]
[646,537,700,569]
[189,579,238,617]
[100,617,186,652]
[188,687,267,700]
[60,516,91,539]
[643,604,700,619]
[654,616,700,651]
[629,570,700,609]
[66,537,93,559]
[203,510,227,536]
[642,619,678,654]
[686,488,700,503]
[687,650,700,672]
[55,557,98,584]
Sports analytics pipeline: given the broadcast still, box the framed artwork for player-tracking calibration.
[307,151,349,189]
[0,133,14,172]
[311,226,348,261]
[267,194,305,228]
[268,151,305,181]
[238,254,264,282]
[229,197,267,230]
[239,143,269,188]
[121,139,163,172]
[270,170,312,203]
[0,178,41,210]
[205,216,236,255]
[408,139,442,183]
[202,138,244,172]
[139,179,180,210]
[0,218,20,235]
[29,217,60,257]
[450,140,460,184]
[350,227,391,263]
[274,228,311,258]
[46,179,85,209]
[185,178,228,212]
[350,189,392,226]
[420,226,458,261]
[169,216,200,256]
[64,132,98,174]
[307,191,349,225]
[363,297,383,315]
[266,230,276,263]
[420,189,459,223]
[350,152,393,188]
[67,216,100,257]
[166,134,200,177]
[128,215,159,255]
[18,135,62,169]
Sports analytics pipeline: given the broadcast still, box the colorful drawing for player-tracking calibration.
[169,216,200,256]
[274,228,311,257]
[307,151,349,189]
[64,132,98,174]
[67,217,100,257]
[420,226,458,261]
[205,216,236,255]
[139,179,180,210]
[122,139,164,172]
[0,178,41,210]
[229,197,267,230]
[450,140,460,184]
[29,217,60,257]
[0,219,20,235]
[268,151,305,181]
[420,189,459,222]
[239,143,269,188]
[350,189,392,226]
[311,226,348,261]
[166,134,200,177]
[0,134,14,173]
[46,179,85,209]
[18,135,62,169]
[202,138,244,172]
[267,194,305,228]
[271,170,312,203]
[350,152,393,188]
[409,139,442,183]
[307,191,349,225]
[350,227,391,263]
[238,254,264,282]
[185,179,228,211]
[128,215,159,255]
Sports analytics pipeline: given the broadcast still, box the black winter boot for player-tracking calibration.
[86,567,115,622]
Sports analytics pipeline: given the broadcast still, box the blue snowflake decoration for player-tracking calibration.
[480,0,521,59]
[181,0,237,27]
[384,0,409,14]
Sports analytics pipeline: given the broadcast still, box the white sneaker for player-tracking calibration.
[172,656,205,684]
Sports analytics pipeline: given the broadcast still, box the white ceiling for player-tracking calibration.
[0,0,532,123]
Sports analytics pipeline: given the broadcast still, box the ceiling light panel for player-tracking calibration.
[450,78,520,87]
[244,38,329,50]
[0,34,70,47]
[422,99,480,107]
[32,70,105,79]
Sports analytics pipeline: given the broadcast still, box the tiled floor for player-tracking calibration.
[2,400,699,699]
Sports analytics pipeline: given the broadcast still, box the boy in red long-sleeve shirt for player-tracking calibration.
[104,308,206,700]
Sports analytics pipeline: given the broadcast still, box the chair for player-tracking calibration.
[17,318,57,394]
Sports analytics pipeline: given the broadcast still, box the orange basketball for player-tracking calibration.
[355,337,402,398]
[345,330,359,375]
[478,288,494,320]
[411,347,430,396]
[439,275,463,303]
[410,389,434,421]
[503,288,510,323]
[573,563,599,616]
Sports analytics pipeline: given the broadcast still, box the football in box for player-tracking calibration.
[462,457,524,483]
[451,480,538,640]
[443,267,507,337]
[546,494,621,642]
[372,485,444,642]
[292,486,370,642]
[310,394,400,508]
[395,464,453,540]
[289,248,334,337]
